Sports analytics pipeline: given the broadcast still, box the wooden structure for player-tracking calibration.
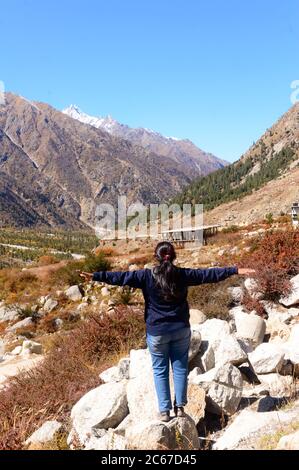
[160,224,221,247]
[291,202,299,227]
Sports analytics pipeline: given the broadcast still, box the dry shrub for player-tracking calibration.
[37,255,59,266]
[128,254,152,266]
[239,229,299,301]
[94,246,117,257]
[0,269,39,302]
[242,292,266,317]
[188,276,241,320]
[0,306,145,450]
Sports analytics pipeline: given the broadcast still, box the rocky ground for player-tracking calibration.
[0,223,299,450]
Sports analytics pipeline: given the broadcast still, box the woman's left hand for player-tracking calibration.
[77,271,93,281]
[238,268,256,276]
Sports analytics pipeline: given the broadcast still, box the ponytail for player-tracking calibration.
[153,241,182,302]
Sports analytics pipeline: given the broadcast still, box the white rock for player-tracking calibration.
[70,382,128,446]
[214,335,248,366]
[244,278,263,299]
[53,318,63,329]
[101,287,110,297]
[6,317,34,332]
[10,345,22,355]
[193,340,215,372]
[228,286,244,303]
[262,301,297,323]
[42,298,58,313]
[248,343,285,374]
[189,309,206,325]
[279,274,299,307]
[288,324,299,344]
[25,420,63,446]
[126,416,199,450]
[233,310,266,346]
[266,317,291,343]
[190,364,243,416]
[21,340,43,355]
[84,429,126,450]
[118,357,130,380]
[198,319,231,347]
[77,302,89,312]
[189,325,201,361]
[257,373,294,397]
[0,305,20,323]
[99,366,119,383]
[276,430,299,450]
[65,285,83,302]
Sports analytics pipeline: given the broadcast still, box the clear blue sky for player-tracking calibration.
[1,0,298,162]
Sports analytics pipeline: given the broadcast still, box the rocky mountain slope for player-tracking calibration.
[1,93,222,229]
[173,103,299,225]
[63,105,227,179]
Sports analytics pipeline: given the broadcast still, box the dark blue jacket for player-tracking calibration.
[92,266,238,335]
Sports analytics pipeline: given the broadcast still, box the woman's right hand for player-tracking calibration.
[77,271,93,281]
[238,268,256,276]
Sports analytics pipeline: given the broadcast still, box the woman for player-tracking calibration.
[80,241,254,422]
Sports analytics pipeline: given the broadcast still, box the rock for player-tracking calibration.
[10,345,22,355]
[25,420,63,446]
[279,274,299,307]
[198,319,231,348]
[65,285,83,302]
[115,414,133,435]
[77,302,89,312]
[189,309,206,325]
[288,324,299,344]
[189,325,201,361]
[214,407,299,450]
[42,298,58,313]
[84,429,127,450]
[21,340,43,355]
[257,373,294,397]
[6,317,34,332]
[214,335,248,366]
[266,317,291,343]
[70,382,128,446]
[244,278,263,299]
[118,357,130,380]
[126,416,199,450]
[228,286,244,303]
[100,366,119,383]
[190,364,243,416]
[53,318,63,329]
[248,343,285,374]
[276,430,299,450]
[101,287,110,297]
[262,301,297,323]
[190,340,215,373]
[128,264,139,272]
[0,305,20,323]
[233,310,266,347]
[184,384,206,424]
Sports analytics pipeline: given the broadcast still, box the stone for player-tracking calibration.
[101,287,110,297]
[10,345,22,355]
[100,366,119,383]
[126,416,199,450]
[25,420,63,446]
[70,382,128,446]
[189,309,206,325]
[53,318,63,329]
[189,325,201,361]
[190,364,243,416]
[184,384,206,425]
[118,357,130,380]
[279,274,299,307]
[214,335,248,366]
[266,317,291,343]
[84,430,127,450]
[233,310,266,347]
[262,301,297,323]
[276,430,299,450]
[257,374,294,397]
[198,319,231,348]
[6,317,34,332]
[65,285,83,302]
[244,277,263,299]
[228,286,244,303]
[0,305,20,323]
[42,298,58,313]
[21,340,43,355]
[248,343,285,374]
[77,302,89,312]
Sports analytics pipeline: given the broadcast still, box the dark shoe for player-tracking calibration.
[174,406,185,417]
[159,411,170,422]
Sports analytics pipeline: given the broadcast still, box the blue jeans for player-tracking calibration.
[146,327,191,413]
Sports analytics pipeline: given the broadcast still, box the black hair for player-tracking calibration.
[153,241,182,302]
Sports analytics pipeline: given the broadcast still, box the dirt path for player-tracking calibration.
[23,260,68,281]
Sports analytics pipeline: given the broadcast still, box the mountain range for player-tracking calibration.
[0,93,226,229]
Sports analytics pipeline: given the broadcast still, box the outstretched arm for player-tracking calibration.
[183,266,255,286]
[80,270,145,288]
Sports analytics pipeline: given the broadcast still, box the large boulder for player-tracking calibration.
[100,357,130,383]
[25,420,63,446]
[279,274,299,307]
[0,305,20,323]
[42,298,58,313]
[126,416,199,450]
[244,278,263,300]
[214,334,248,366]
[6,317,34,332]
[276,430,299,450]
[190,341,215,373]
[266,317,291,343]
[198,319,231,349]
[70,382,128,446]
[262,301,298,324]
[65,285,83,302]
[248,343,285,374]
[84,430,126,450]
[232,310,266,347]
[189,364,243,416]
[189,325,201,361]
[257,373,294,397]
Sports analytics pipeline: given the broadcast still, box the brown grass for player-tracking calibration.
[0,306,145,450]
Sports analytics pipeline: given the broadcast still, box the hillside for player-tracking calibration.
[0,93,212,229]
[173,103,299,224]
[63,105,227,179]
